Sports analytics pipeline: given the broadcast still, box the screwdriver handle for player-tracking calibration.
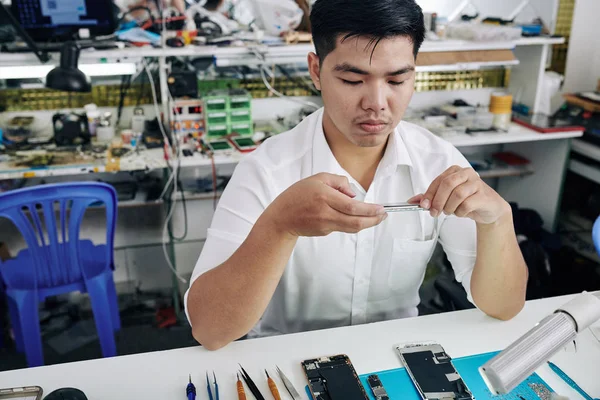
[186,383,196,400]
[237,381,247,400]
[268,378,281,400]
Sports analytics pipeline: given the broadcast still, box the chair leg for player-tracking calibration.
[86,276,117,358]
[107,276,121,332]
[8,298,24,353]
[9,290,44,367]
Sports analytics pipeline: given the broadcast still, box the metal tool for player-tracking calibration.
[187,375,196,400]
[239,365,266,400]
[276,365,302,400]
[237,373,247,400]
[265,370,282,400]
[206,371,219,400]
[547,362,598,400]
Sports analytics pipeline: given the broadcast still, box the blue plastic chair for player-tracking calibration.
[0,182,121,367]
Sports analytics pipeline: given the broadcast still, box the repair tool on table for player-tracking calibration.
[187,374,196,400]
[276,365,302,400]
[237,373,247,400]
[547,361,598,400]
[206,371,219,400]
[265,370,282,400]
[239,365,266,400]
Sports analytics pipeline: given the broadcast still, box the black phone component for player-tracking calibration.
[367,374,390,400]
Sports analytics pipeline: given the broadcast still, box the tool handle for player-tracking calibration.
[186,383,196,400]
[268,378,281,400]
[237,381,247,400]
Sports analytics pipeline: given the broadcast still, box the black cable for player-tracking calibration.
[116,74,132,128]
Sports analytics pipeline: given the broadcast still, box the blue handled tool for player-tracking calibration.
[187,375,196,400]
[547,362,598,400]
[206,371,219,400]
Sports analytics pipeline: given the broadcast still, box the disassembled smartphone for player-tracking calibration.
[0,386,43,400]
[302,354,369,400]
[382,202,425,213]
[395,343,474,400]
[229,136,258,153]
[367,374,390,400]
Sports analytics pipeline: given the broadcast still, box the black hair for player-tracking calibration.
[310,0,426,63]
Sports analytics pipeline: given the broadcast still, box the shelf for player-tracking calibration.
[569,159,600,185]
[572,139,600,162]
[446,123,583,147]
[0,37,567,68]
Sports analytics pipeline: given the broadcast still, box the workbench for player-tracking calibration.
[0,294,598,399]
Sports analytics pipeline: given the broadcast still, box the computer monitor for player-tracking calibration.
[10,0,116,41]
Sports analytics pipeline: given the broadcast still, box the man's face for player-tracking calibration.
[308,35,416,148]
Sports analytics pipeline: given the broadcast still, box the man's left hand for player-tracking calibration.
[408,165,511,225]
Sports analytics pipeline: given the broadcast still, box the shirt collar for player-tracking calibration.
[311,109,414,182]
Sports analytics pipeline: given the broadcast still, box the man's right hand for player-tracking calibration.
[263,173,387,238]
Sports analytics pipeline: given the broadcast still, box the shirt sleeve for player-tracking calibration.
[184,156,274,323]
[438,145,478,304]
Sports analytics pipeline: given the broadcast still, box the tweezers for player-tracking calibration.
[239,365,266,400]
[276,365,302,400]
[206,371,219,400]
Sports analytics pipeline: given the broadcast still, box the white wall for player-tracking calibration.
[562,0,600,93]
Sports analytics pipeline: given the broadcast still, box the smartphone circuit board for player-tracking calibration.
[396,344,474,400]
[302,354,369,400]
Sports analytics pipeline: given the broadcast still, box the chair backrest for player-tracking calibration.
[0,182,117,288]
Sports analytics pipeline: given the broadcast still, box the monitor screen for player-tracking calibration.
[11,0,116,41]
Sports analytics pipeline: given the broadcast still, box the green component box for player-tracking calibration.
[207,123,228,137]
[229,121,253,136]
[229,109,252,123]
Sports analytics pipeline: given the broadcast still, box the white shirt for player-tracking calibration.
[185,108,477,338]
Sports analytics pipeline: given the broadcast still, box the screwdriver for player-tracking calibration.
[265,370,281,400]
[237,372,247,400]
[187,375,196,400]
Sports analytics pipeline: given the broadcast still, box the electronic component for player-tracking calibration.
[367,375,389,400]
[395,343,474,400]
[170,99,205,138]
[10,0,116,42]
[302,354,368,400]
[53,111,91,146]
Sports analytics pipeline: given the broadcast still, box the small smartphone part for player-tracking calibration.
[0,386,43,400]
[207,140,233,153]
[382,202,425,212]
[231,137,257,152]
[302,354,368,400]
[367,375,390,400]
[395,343,474,400]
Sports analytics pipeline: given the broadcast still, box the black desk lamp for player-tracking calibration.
[45,42,91,92]
[0,3,91,93]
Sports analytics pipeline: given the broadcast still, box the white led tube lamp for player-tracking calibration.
[480,292,600,395]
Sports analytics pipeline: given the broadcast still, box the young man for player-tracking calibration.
[186,0,528,350]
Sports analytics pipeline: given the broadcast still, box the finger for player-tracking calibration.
[455,196,479,218]
[331,211,388,234]
[318,173,356,198]
[421,165,462,209]
[430,170,471,217]
[407,194,424,204]
[327,188,385,217]
[443,183,479,215]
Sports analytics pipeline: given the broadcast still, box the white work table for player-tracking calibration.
[1,294,599,399]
